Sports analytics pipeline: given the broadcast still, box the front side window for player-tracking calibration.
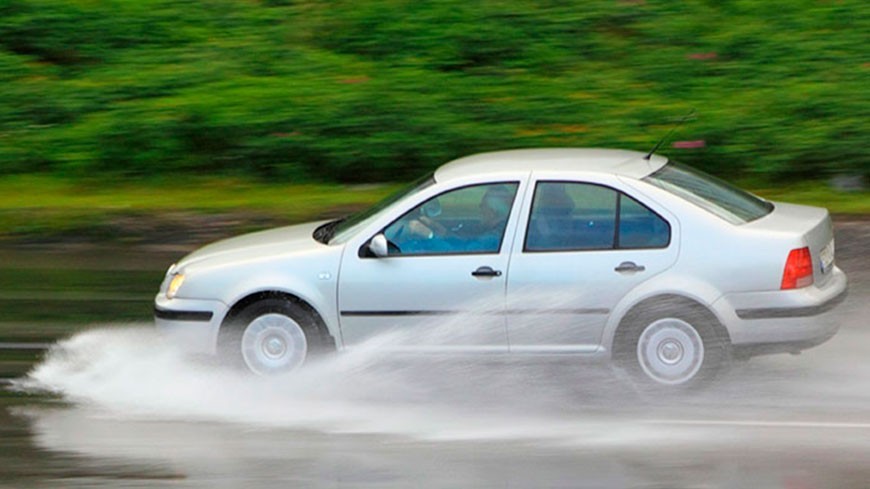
[525,182,670,252]
[382,182,519,256]
[644,162,773,224]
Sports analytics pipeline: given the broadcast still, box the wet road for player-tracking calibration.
[1,220,868,488]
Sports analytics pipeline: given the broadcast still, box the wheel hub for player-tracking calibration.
[658,340,683,364]
[636,318,704,385]
[240,313,308,375]
[263,336,287,358]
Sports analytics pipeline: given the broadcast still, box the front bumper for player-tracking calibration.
[712,266,847,350]
[154,294,228,354]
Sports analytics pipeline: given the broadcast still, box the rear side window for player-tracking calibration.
[644,162,773,224]
[525,182,670,252]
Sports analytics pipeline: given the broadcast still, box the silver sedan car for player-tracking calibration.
[154,149,847,389]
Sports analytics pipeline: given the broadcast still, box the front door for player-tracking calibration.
[338,181,522,351]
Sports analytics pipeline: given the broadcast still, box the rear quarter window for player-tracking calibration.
[619,194,670,249]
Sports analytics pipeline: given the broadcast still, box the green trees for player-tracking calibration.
[0,0,866,182]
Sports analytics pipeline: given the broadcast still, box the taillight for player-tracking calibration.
[781,247,813,290]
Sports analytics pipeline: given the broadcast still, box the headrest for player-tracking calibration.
[482,185,514,216]
[536,184,575,215]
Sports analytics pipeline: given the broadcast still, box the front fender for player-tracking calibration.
[174,247,344,343]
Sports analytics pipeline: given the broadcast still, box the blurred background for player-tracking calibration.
[1,0,866,181]
[0,0,867,369]
[0,6,869,487]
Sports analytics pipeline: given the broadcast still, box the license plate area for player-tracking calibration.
[819,239,835,274]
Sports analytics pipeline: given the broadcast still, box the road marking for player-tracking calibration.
[645,419,870,430]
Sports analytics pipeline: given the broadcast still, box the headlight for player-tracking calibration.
[167,273,185,299]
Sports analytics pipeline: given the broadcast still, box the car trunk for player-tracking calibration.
[744,202,836,287]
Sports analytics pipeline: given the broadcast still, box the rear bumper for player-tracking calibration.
[731,331,838,359]
[713,266,847,350]
[734,287,847,319]
[153,294,227,354]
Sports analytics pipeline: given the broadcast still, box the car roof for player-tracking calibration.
[434,148,668,182]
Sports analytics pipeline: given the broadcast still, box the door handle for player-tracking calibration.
[471,266,502,278]
[614,261,645,273]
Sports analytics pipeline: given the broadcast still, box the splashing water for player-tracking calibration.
[13,291,870,449]
[12,325,696,447]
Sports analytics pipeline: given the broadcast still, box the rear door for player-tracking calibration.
[505,174,679,353]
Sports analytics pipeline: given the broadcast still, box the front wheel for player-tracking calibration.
[219,299,321,375]
[614,304,729,391]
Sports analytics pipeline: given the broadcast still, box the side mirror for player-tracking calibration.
[368,234,389,258]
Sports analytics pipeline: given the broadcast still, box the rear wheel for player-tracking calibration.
[219,299,323,375]
[614,302,729,391]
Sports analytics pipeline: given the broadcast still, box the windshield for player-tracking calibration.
[644,162,773,224]
[323,173,436,244]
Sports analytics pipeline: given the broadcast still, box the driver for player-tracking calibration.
[407,185,515,252]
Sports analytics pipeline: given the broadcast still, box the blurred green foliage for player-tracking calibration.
[0,0,866,182]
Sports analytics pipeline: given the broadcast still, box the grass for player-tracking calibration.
[3,175,397,213]
[0,0,866,182]
[1,175,867,242]
[0,175,398,239]
[750,182,870,216]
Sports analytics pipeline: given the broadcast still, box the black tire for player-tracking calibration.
[218,298,326,375]
[613,301,730,392]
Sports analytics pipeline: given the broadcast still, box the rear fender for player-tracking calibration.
[602,274,725,354]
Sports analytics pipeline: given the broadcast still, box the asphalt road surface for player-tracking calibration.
[1,219,868,489]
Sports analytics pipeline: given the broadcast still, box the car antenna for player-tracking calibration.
[644,108,696,160]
